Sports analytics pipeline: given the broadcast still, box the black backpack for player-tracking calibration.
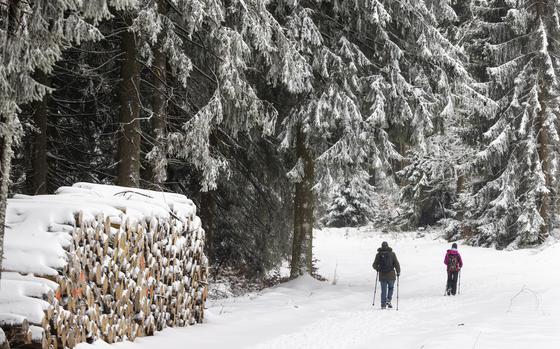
[448,254,459,272]
[378,251,393,273]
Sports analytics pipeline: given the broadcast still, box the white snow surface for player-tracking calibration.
[4,182,197,276]
[1,183,198,328]
[78,227,560,349]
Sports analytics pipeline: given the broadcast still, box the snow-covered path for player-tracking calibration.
[80,228,560,349]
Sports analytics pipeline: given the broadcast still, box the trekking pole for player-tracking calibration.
[372,271,379,306]
[458,270,461,295]
[396,275,400,311]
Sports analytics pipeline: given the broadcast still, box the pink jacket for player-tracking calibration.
[444,249,463,270]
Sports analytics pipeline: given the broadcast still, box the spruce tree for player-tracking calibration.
[455,0,559,248]
[269,0,473,277]
[321,175,376,228]
[0,0,116,279]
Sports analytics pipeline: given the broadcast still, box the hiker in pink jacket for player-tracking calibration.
[444,243,463,295]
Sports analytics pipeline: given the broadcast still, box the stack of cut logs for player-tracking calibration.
[35,209,208,348]
[0,319,32,349]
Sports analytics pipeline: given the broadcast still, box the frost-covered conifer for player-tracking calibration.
[399,131,471,227]
[454,0,560,248]
[0,0,116,277]
[321,174,376,228]
[166,0,311,191]
[388,0,501,232]
[271,0,474,276]
[133,0,224,186]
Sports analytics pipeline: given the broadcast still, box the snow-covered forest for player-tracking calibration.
[0,0,560,276]
[2,0,560,347]
[2,0,557,276]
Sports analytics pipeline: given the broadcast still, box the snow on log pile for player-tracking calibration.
[0,183,208,349]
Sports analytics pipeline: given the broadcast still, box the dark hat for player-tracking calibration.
[381,241,389,248]
[452,243,458,249]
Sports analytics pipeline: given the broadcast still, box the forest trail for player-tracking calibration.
[79,228,560,349]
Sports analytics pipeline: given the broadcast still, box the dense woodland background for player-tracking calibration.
[1,0,559,281]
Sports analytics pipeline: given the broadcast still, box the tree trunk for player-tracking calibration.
[148,0,168,188]
[200,131,218,261]
[117,19,141,188]
[456,175,464,194]
[29,70,49,194]
[0,114,15,279]
[537,102,550,242]
[535,0,551,243]
[1,0,23,280]
[535,0,550,241]
[200,190,216,261]
[455,174,465,220]
[290,123,315,278]
[7,0,21,35]
[399,142,406,171]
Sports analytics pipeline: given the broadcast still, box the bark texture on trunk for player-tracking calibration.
[290,123,315,278]
[29,70,49,194]
[0,115,15,278]
[456,176,464,193]
[117,21,141,188]
[535,0,551,241]
[200,190,216,261]
[537,96,551,243]
[455,174,465,220]
[199,131,218,261]
[399,142,406,172]
[1,0,23,278]
[148,0,168,188]
[7,0,21,35]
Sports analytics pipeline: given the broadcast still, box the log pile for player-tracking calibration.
[0,318,32,348]
[0,329,8,349]
[1,184,208,349]
[40,211,208,348]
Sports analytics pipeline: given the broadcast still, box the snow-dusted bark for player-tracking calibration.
[290,123,315,278]
[0,110,17,278]
[117,8,142,187]
[28,70,49,194]
[146,0,169,187]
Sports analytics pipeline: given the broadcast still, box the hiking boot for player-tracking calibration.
[446,289,451,296]
[387,301,393,308]
[381,303,386,309]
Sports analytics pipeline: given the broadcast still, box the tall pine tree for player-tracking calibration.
[455,0,559,248]
[0,0,116,279]
[270,0,473,276]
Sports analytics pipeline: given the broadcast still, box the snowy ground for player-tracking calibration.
[79,227,560,349]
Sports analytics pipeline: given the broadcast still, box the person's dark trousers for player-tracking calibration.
[380,280,395,305]
[447,271,459,295]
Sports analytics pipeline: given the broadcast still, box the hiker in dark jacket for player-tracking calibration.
[444,242,463,295]
[372,241,401,309]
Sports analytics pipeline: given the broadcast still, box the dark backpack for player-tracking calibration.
[448,254,459,272]
[378,251,393,273]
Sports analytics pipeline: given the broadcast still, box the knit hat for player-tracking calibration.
[452,243,458,249]
[381,241,389,248]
